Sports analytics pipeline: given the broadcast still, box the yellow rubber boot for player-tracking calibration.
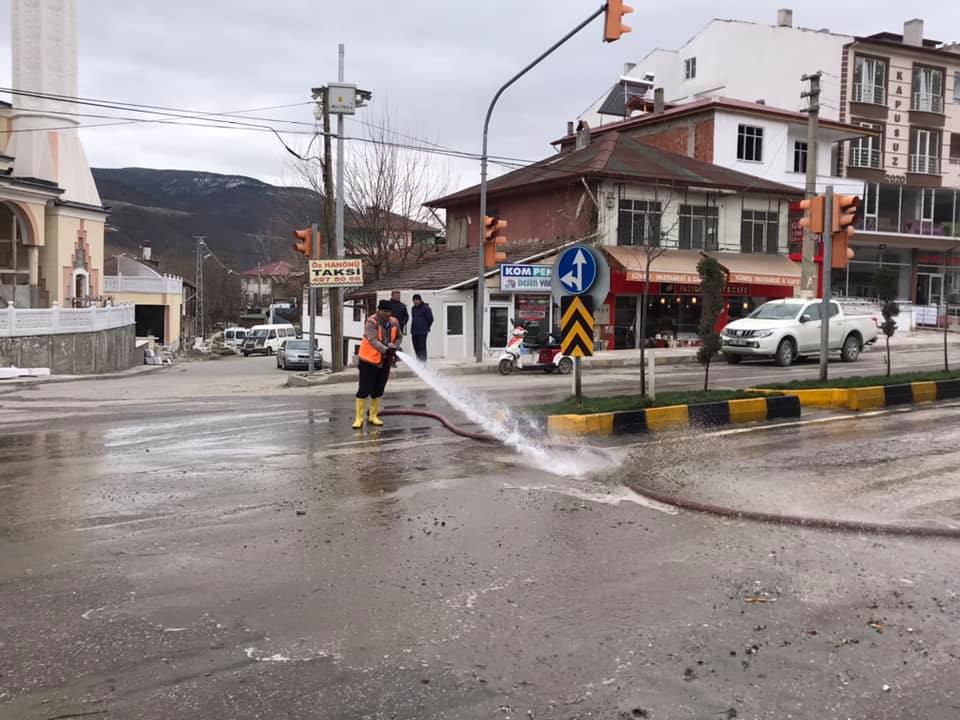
[368,398,384,427]
[351,398,366,429]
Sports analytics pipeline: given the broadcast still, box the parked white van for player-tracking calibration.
[223,326,248,350]
[241,324,297,356]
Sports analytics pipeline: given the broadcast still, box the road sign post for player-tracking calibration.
[820,185,834,382]
[560,295,594,407]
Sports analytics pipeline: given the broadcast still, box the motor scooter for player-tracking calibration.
[498,323,574,376]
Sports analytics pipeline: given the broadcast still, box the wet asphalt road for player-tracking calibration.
[2,360,960,719]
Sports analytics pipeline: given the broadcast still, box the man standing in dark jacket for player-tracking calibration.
[410,294,434,363]
[387,290,409,334]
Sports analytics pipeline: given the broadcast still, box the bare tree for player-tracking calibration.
[634,183,680,397]
[289,108,451,280]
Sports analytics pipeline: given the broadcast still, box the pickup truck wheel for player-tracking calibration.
[774,338,795,368]
[724,354,742,364]
[841,334,861,362]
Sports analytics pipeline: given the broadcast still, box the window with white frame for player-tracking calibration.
[793,141,808,173]
[737,125,763,162]
[617,199,663,246]
[684,57,696,80]
[853,56,887,105]
[912,65,944,113]
[740,211,780,255]
[850,121,882,169]
[678,204,719,251]
[910,128,941,174]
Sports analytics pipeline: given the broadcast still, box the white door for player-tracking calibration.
[795,302,822,353]
[443,303,467,359]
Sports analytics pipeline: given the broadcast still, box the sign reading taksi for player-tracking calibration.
[309,259,364,287]
[500,264,552,293]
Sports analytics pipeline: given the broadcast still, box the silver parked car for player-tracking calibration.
[277,339,323,371]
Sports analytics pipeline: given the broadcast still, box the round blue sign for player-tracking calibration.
[556,246,598,296]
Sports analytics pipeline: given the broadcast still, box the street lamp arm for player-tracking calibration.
[475,3,607,362]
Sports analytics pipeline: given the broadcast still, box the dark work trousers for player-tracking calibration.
[357,360,391,399]
[412,334,428,363]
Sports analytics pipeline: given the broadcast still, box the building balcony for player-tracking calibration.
[911,92,943,114]
[909,154,941,175]
[849,146,882,169]
[103,274,183,295]
[852,83,886,105]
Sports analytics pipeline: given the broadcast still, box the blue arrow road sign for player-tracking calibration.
[556,246,597,295]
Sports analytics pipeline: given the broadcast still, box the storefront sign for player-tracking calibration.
[500,264,552,293]
[918,254,960,267]
[309,259,364,287]
[516,295,549,322]
[663,283,751,296]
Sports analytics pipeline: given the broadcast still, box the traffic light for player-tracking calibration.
[831,195,859,269]
[798,195,825,235]
[603,0,634,42]
[293,227,313,257]
[483,215,508,270]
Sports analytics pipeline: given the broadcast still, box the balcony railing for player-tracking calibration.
[852,83,885,105]
[0,302,135,338]
[850,146,882,169]
[103,274,183,295]
[909,154,941,174]
[911,92,943,113]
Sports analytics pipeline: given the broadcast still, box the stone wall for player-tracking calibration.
[0,323,136,374]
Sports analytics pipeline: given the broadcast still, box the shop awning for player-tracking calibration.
[604,247,801,288]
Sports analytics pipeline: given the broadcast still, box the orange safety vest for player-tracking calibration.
[358,316,399,366]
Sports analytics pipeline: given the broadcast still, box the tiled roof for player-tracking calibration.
[239,260,304,278]
[348,239,571,295]
[428,131,802,207]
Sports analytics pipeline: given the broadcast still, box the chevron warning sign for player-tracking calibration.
[560,295,594,358]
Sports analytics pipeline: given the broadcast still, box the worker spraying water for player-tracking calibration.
[353,299,402,429]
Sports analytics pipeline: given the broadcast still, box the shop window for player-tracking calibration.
[617,199,662,246]
[678,205,719,251]
[740,210,780,254]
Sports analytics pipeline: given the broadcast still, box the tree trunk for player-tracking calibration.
[704,358,710,391]
[886,335,891,377]
[640,265,650,396]
[945,308,950,372]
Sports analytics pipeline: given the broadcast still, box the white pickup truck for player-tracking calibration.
[720,298,879,367]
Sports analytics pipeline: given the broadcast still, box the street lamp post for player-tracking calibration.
[474,5,610,363]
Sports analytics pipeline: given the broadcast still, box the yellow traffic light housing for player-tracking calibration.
[293,228,314,257]
[483,215,508,270]
[798,195,825,235]
[831,194,859,269]
[603,0,634,42]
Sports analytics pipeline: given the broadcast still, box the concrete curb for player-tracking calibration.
[754,378,960,411]
[0,363,170,388]
[546,395,801,437]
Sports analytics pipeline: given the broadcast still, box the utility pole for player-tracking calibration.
[801,72,821,299]
[193,235,206,342]
[333,44,347,373]
[308,222,319,374]
[819,185,834,382]
[321,88,342,372]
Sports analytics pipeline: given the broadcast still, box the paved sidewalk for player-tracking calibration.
[289,329,960,386]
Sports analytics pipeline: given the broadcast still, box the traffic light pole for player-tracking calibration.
[474,4,607,363]
[819,185,834,382]
[308,223,319,375]
[801,72,821,298]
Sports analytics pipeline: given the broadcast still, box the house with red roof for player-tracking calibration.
[239,260,305,308]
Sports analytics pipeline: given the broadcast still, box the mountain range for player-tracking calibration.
[93,167,322,279]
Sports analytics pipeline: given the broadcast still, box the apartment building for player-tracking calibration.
[839,19,960,306]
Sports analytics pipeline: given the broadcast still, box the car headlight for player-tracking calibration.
[753,330,774,338]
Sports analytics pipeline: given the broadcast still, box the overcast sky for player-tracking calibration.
[0,1,956,192]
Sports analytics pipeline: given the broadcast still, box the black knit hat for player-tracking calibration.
[377,299,392,311]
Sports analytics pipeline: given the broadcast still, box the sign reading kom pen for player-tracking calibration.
[555,246,598,295]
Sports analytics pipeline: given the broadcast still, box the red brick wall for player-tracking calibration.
[694,118,714,161]
[444,184,596,248]
[629,126,688,156]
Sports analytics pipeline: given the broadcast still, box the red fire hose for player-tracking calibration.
[379,407,960,539]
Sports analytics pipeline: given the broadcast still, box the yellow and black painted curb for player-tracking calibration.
[547,395,801,437]
[752,379,960,412]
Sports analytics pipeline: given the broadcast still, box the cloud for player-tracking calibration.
[0,1,953,190]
